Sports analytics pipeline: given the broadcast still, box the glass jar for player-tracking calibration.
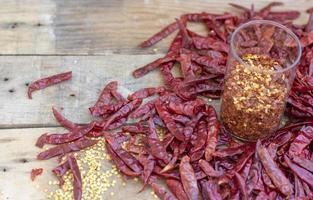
[221,20,302,141]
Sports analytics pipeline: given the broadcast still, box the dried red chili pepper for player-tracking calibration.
[205,106,220,161]
[128,87,165,101]
[133,53,177,78]
[139,21,179,48]
[68,156,82,200]
[165,179,188,200]
[285,155,313,188]
[89,101,127,117]
[52,160,70,186]
[149,178,178,200]
[31,168,43,181]
[155,100,185,141]
[292,155,313,173]
[37,139,97,160]
[179,156,201,200]
[92,81,116,108]
[36,122,96,147]
[199,159,223,177]
[257,144,293,196]
[28,71,72,99]
[235,172,248,200]
[105,144,140,177]
[200,179,222,200]
[288,126,313,156]
[52,107,79,130]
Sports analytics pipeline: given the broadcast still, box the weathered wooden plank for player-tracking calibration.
[0,55,163,127]
[0,127,153,200]
[0,0,310,55]
[0,55,221,127]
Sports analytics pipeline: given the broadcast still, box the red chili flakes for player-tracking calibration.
[31,168,43,181]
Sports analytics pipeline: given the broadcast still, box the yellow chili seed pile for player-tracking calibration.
[47,140,118,200]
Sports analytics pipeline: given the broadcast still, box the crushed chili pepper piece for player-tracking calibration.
[31,168,43,181]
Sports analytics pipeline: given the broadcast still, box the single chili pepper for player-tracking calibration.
[285,155,313,188]
[257,145,293,196]
[289,126,313,156]
[261,168,275,189]
[37,138,97,160]
[149,178,178,200]
[89,101,127,116]
[31,168,43,181]
[122,124,149,134]
[128,87,165,101]
[100,99,142,128]
[28,71,72,99]
[234,172,248,200]
[133,53,177,78]
[199,159,223,177]
[139,21,179,48]
[176,18,192,48]
[105,144,140,177]
[294,175,305,198]
[52,160,70,186]
[190,120,207,153]
[292,155,313,172]
[138,154,155,190]
[92,81,117,108]
[179,156,201,200]
[205,106,220,161]
[166,179,189,200]
[110,90,125,103]
[52,107,79,130]
[36,122,96,147]
[68,156,82,200]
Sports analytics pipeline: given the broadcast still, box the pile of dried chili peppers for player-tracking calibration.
[30,2,313,200]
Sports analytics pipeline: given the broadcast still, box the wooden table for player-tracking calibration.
[0,0,311,199]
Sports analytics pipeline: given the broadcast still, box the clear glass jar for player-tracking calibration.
[221,20,302,141]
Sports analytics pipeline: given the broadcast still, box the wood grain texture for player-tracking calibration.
[0,127,153,200]
[0,0,311,55]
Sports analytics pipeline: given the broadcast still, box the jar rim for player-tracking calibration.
[230,20,302,74]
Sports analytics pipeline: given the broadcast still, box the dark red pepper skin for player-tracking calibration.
[166,178,189,200]
[68,156,82,200]
[205,106,220,161]
[28,71,72,99]
[179,156,201,200]
[37,139,97,160]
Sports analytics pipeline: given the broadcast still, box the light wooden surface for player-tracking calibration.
[0,0,312,200]
[0,0,310,55]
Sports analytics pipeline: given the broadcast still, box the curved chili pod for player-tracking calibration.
[52,107,79,130]
[68,156,82,200]
[52,160,70,186]
[139,21,179,48]
[166,179,189,200]
[179,156,201,200]
[89,101,127,117]
[28,71,72,99]
[205,106,220,161]
[258,145,293,196]
[199,159,223,177]
[92,81,117,108]
[37,139,97,160]
[105,144,140,177]
[128,87,165,101]
[235,172,248,200]
[284,155,313,188]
